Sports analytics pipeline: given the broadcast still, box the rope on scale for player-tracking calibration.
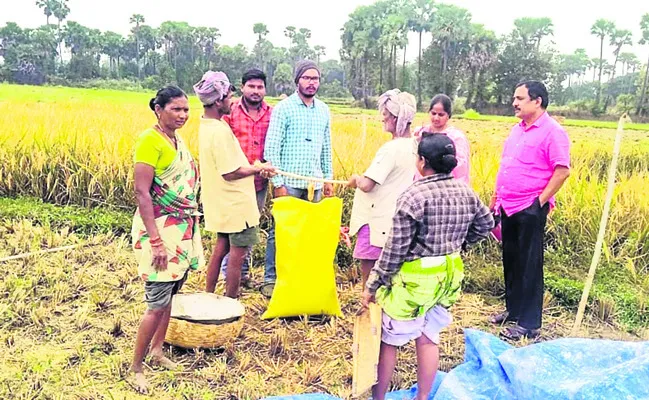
[255,161,348,201]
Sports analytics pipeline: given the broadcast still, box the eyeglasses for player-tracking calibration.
[300,76,320,82]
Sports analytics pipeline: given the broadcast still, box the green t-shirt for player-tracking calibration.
[133,128,177,176]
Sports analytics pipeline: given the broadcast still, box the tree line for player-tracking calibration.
[0,1,347,98]
[340,1,649,116]
[1,0,648,116]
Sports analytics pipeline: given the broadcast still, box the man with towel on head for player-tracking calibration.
[195,70,275,299]
[347,89,419,287]
[261,60,334,297]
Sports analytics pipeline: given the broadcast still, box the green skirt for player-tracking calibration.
[376,253,464,321]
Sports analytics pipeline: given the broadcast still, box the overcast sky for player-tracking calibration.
[3,0,648,64]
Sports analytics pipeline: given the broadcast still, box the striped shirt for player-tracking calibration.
[366,173,494,293]
[263,92,333,189]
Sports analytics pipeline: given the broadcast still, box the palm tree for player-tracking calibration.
[380,6,408,90]
[252,24,270,74]
[314,45,326,64]
[591,19,616,107]
[253,23,269,42]
[35,0,56,25]
[617,52,638,94]
[590,57,600,82]
[129,14,145,79]
[604,28,633,108]
[637,13,649,116]
[465,24,497,110]
[627,58,640,75]
[572,48,589,85]
[531,18,554,51]
[196,27,219,70]
[284,26,296,49]
[410,0,434,108]
[102,31,123,77]
[399,1,415,88]
[610,29,633,78]
[513,17,554,51]
[603,62,615,82]
[52,0,69,66]
[617,52,637,77]
[52,0,69,30]
[431,4,471,94]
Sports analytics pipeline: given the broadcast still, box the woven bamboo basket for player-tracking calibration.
[164,292,245,349]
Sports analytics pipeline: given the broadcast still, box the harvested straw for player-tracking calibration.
[0,243,86,263]
[0,224,640,399]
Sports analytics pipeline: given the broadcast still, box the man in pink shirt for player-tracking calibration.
[489,81,571,340]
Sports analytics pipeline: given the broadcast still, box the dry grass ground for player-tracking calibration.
[0,221,639,400]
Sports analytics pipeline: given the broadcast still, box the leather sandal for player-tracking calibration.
[259,282,275,299]
[500,324,540,341]
[489,311,517,325]
[240,276,253,290]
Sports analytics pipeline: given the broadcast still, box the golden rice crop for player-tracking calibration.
[2,85,649,269]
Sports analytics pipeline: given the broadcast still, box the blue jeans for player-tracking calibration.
[264,186,323,283]
[221,185,268,279]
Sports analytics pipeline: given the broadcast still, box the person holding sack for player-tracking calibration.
[347,89,418,287]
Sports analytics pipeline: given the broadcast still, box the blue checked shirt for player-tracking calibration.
[264,92,333,189]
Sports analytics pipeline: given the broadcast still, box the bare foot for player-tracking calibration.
[132,371,149,394]
[150,353,178,370]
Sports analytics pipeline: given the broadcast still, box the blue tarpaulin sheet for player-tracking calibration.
[263,328,649,400]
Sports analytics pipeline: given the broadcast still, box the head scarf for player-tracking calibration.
[378,89,417,136]
[193,71,231,106]
[294,60,320,84]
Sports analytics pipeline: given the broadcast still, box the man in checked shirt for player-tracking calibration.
[262,60,334,297]
[220,68,272,288]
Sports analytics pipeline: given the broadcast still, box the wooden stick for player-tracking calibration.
[352,303,382,397]
[0,243,87,263]
[571,113,629,335]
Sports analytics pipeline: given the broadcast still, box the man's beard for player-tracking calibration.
[299,87,317,98]
[244,95,262,106]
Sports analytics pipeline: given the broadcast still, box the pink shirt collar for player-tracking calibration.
[519,111,550,132]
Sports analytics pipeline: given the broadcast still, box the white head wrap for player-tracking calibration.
[378,89,417,136]
[193,71,232,106]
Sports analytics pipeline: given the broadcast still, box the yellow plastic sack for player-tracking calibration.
[262,196,344,319]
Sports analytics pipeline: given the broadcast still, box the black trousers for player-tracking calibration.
[501,198,549,330]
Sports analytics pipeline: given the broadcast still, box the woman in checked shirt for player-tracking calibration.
[361,133,494,400]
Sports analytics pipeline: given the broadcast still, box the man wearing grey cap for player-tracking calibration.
[261,59,334,297]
